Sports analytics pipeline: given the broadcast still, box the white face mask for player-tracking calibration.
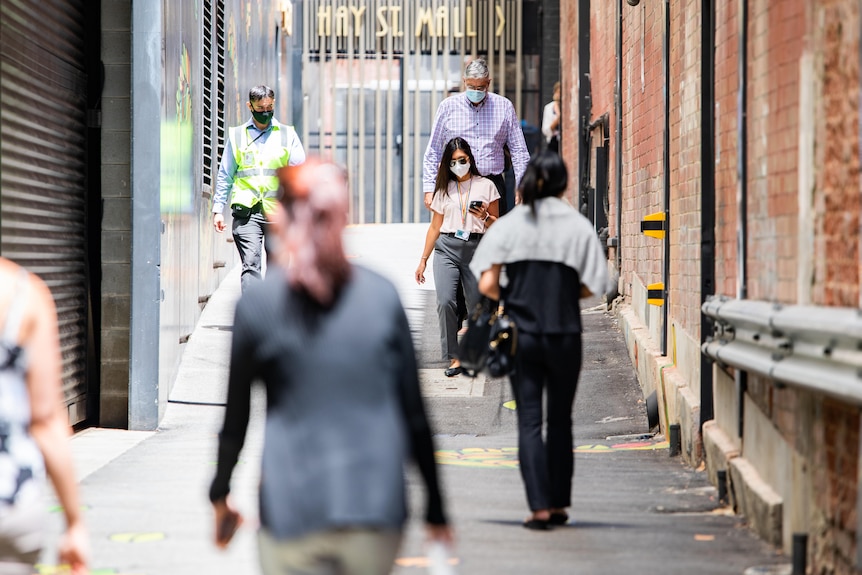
[450,161,471,179]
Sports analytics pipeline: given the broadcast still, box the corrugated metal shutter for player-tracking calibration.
[0,0,89,424]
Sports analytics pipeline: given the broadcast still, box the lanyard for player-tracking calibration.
[243,126,268,151]
[456,177,472,227]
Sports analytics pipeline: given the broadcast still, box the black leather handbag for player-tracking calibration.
[458,298,518,378]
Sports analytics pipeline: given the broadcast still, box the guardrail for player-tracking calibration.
[701,296,862,406]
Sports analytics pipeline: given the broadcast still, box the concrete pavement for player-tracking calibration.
[35,223,791,574]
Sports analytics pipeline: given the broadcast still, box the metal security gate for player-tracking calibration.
[0,0,90,424]
[296,0,538,224]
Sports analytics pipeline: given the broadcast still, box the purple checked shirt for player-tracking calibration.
[422,92,530,194]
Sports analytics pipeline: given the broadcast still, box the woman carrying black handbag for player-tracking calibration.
[469,151,608,530]
[415,137,500,377]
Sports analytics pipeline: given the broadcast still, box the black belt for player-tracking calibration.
[442,232,484,238]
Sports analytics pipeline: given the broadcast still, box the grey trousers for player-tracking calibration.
[257,527,402,575]
[232,208,269,293]
[433,233,481,361]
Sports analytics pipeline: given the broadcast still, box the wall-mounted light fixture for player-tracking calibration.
[627,0,641,5]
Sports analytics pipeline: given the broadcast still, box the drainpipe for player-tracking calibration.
[736,0,749,439]
[578,0,591,214]
[661,0,670,356]
[700,0,716,429]
[615,0,623,273]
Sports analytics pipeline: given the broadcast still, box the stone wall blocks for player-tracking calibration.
[728,456,783,547]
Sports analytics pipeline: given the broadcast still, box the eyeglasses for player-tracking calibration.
[449,158,469,167]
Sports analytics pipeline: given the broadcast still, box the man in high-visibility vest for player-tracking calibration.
[213,85,306,292]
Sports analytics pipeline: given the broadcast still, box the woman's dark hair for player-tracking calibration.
[518,150,568,216]
[433,137,481,198]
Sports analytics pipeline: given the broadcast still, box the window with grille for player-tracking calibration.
[203,0,226,191]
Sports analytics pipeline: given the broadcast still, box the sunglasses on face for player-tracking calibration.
[450,158,469,167]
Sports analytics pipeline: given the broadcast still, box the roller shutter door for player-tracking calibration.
[0,0,90,423]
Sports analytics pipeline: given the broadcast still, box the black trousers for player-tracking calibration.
[509,331,583,511]
[486,173,508,215]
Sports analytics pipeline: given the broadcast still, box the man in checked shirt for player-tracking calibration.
[422,58,531,216]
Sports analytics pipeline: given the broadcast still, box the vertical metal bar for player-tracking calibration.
[129,0,163,430]
[486,0,494,84]
[374,4,383,224]
[327,0,337,158]
[385,3,395,223]
[413,1,424,223]
[318,5,326,156]
[615,0,623,272]
[496,1,505,97]
[700,0,716,430]
[736,0,749,439]
[358,1,367,224]
[661,0,670,357]
[470,0,477,59]
[737,0,748,301]
[347,2,355,223]
[515,0,523,116]
[577,0,591,214]
[302,1,310,151]
[404,4,413,224]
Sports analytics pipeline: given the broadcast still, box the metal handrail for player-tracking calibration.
[701,296,862,406]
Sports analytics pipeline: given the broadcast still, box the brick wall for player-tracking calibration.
[668,0,702,337]
[810,2,861,572]
[813,0,860,308]
[746,0,804,303]
[621,2,666,307]
[588,2,617,244]
[811,400,860,575]
[565,0,862,570]
[100,0,132,428]
[714,0,739,299]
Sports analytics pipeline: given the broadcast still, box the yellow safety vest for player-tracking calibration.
[229,122,293,214]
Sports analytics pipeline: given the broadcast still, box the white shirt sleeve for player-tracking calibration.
[541,101,557,142]
[285,126,306,166]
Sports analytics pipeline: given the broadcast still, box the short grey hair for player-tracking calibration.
[464,59,489,80]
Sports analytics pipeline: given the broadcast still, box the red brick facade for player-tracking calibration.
[560,0,862,571]
[715,0,740,298]
[814,1,860,308]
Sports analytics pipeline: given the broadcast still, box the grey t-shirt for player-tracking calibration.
[210,266,445,538]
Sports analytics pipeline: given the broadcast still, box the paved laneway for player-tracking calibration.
[35,223,789,575]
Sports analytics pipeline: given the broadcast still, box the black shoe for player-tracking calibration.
[523,518,551,530]
[549,512,569,526]
[444,366,463,377]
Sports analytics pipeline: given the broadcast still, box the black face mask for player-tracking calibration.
[251,109,273,124]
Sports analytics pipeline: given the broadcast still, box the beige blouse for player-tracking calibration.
[429,176,500,234]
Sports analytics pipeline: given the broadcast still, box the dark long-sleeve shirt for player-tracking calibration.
[210,266,446,539]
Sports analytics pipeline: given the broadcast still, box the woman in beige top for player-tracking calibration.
[415,137,500,377]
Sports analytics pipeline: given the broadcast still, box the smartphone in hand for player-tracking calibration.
[469,200,483,211]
